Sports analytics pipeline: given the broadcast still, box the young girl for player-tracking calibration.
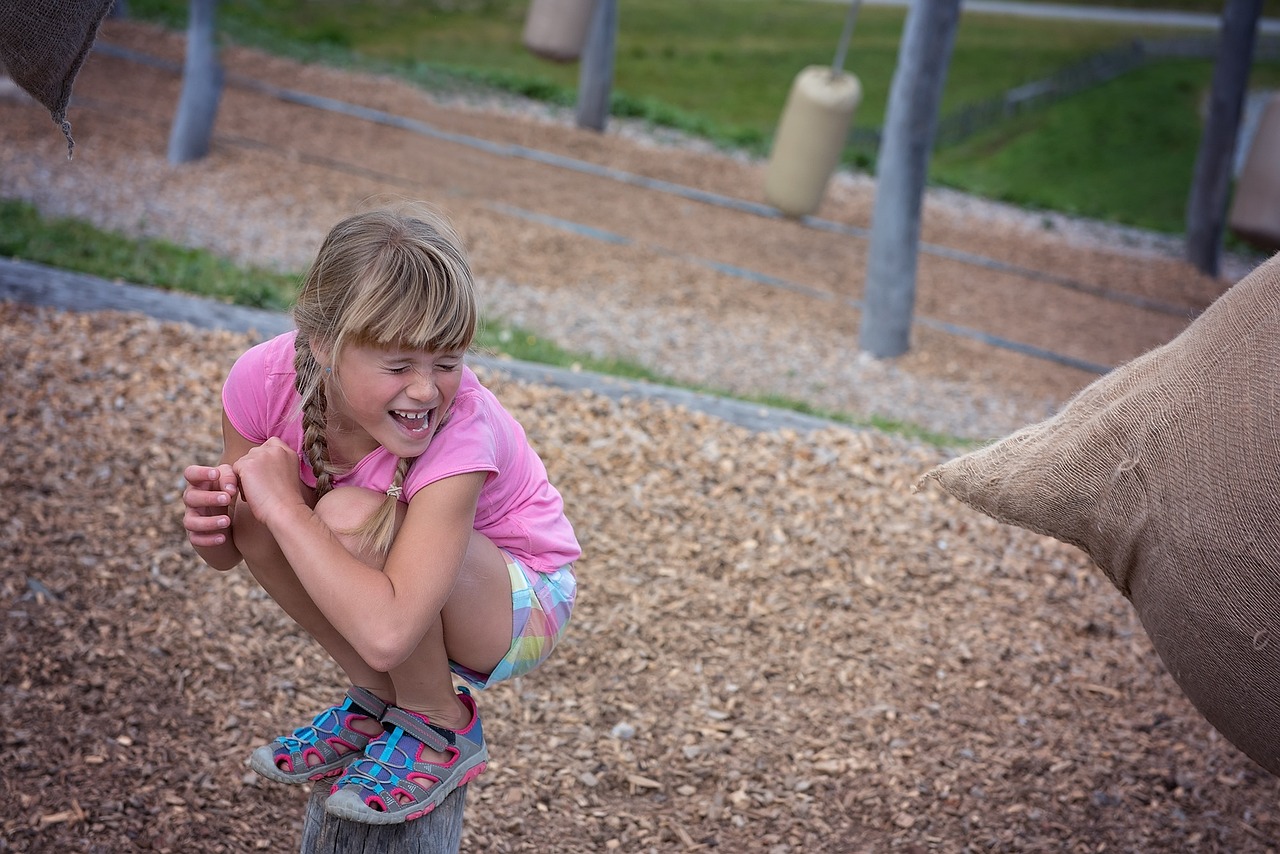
[180,204,579,825]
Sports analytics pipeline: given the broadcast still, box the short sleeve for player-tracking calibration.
[220,332,299,444]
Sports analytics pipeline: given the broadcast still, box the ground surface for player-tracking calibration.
[2,20,1278,854]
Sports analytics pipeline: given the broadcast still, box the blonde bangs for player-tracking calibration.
[298,206,478,359]
[344,261,476,355]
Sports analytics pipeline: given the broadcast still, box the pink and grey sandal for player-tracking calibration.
[248,686,389,784]
[324,688,489,824]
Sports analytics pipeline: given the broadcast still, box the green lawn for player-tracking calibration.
[121,0,1280,235]
[0,198,298,309]
[936,60,1216,230]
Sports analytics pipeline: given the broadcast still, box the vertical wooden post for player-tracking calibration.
[1184,0,1264,277]
[167,0,223,164]
[299,782,467,854]
[859,0,962,359]
[575,0,617,132]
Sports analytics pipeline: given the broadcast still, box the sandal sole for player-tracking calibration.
[324,756,488,825]
[248,745,355,785]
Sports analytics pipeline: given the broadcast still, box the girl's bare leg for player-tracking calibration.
[232,498,393,702]
[234,499,392,774]
[387,531,514,728]
[306,488,515,757]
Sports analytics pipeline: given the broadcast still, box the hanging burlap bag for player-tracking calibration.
[0,0,117,155]
[920,252,1280,776]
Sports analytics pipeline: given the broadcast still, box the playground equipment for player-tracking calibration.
[763,0,863,218]
[522,0,597,63]
[1228,92,1280,251]
[0,0,115,154]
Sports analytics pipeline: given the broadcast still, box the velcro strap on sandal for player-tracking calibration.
[347,686,390,718]
[381,707,455,753]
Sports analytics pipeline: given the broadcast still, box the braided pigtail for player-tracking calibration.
[293,336,337,497]
[351,456,411,556]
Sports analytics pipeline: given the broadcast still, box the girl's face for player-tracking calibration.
[323,341,465,462]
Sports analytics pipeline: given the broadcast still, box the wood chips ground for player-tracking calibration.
[2,19,1278,854]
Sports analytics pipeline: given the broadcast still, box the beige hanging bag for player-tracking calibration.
[921,252,1280,776]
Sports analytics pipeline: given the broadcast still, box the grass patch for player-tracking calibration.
[128,0,1167,139]
[931,59,1280,234]
[0,200,969,446]
[931,61,1208,232]
[0,200,298,309]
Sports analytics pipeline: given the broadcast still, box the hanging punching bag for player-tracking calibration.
[764,66,862,217]
[1229,93,1280,250]
[523,0,597,63]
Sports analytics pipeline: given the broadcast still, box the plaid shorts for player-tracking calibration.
[450,554,576,689]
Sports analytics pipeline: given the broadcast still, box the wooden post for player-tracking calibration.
[1184,0,1264,277]
[299,781,467,854]
[575,0,617,132]
[167,0,223,164]
[858,0,962,359]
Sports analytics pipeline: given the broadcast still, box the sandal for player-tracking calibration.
[248,686,389,784]
[324,688,489,825]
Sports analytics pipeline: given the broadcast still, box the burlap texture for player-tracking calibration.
[0,0,117,154]
[920,251,1280,776]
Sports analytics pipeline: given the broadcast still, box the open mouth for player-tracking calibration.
[391,409,433,434]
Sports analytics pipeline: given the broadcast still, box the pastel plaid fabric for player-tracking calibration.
[452,556,575,688]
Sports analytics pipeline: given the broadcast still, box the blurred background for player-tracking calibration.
[120,0,1280,238]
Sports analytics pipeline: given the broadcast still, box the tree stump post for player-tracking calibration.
[299,782,467,854]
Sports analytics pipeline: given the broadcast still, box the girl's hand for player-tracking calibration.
[231,438,308,526]
[182,464,238,548]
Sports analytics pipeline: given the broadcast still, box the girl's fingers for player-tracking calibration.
[182,466,236,549]
[184,513,232,550]
[188,530,228,548]
[183,465,222,487]
[215,464,238,495]
[184,509,232,534]
[182,464,237,509]
[184,484,234,510]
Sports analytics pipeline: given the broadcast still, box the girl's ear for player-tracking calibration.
[310,336,333,371]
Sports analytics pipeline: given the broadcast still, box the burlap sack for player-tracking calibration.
[920,251,1280,776]
[0,0,117,154]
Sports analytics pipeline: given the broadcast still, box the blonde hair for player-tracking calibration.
[292,204,478,554]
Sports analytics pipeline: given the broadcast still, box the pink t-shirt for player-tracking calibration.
[221,331,580,572]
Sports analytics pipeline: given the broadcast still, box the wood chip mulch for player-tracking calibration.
[3,303,1278,853]
[2,17,1278,853]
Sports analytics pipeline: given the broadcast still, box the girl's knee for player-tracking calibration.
[314,486,384,528]
[315,487,404,555]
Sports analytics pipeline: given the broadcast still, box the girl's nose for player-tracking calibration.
[407,369,436,401]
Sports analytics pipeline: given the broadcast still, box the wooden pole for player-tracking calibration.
[299,781,467,854]
[1184,0,1263,277]
[858,0,962,359]
[575,0,617,132]
[167,0,223,164]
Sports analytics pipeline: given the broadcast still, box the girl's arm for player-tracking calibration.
[233,438,485,671]
[182,412,256,571]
